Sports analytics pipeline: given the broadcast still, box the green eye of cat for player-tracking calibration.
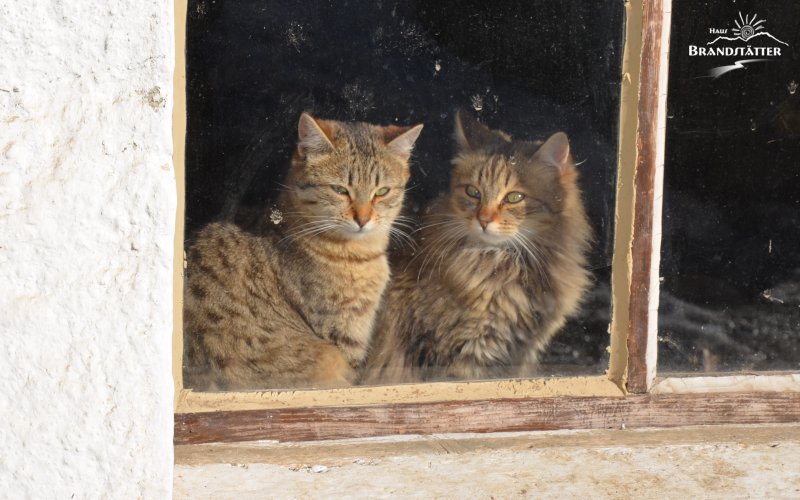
[331,185,349,196]
[374,187,390,197]
[504,192,525,204]
[465,185,481,199]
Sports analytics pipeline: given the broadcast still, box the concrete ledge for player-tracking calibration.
[175,424,800,498]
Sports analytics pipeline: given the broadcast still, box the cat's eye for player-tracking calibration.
[331,185,350,196]
[465,185,481,199]
[374,187,390,197]
[504,192,525,204]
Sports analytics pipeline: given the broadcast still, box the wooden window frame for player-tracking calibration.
[172,0,800,446]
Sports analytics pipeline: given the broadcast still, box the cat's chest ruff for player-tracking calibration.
[305,243,390,286]
[287,237,390,306]
[443,248,526,289]
[439,247,542,318]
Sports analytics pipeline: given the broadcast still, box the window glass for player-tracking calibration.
[184,0,625,390]
[660,2,800,372]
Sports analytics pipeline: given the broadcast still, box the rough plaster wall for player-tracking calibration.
[0,0,175,497]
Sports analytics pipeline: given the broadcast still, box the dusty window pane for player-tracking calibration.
[183,0,624,390]
[660,2,800,373]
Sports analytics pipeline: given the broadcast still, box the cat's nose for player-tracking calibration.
[353,206,372,228]
[477,208,494,230]
[355,215,370,228]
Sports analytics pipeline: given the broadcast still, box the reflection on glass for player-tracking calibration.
[183,0,624,390]
[660,3,800,372]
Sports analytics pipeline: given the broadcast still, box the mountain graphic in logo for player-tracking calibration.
[708,12,788,46]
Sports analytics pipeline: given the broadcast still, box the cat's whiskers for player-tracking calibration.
[281,227,336,244]
[389,226,417,251]
[386,215,418,250]
[506,238,529,285]
[413,235,449,279]
[280,212,333,218]
[400,216,460,271]
[413,218,464,234]
[279,219,344,244]
[391,218,417,231]
[274,182,298,193]
[515,231,552,290]
[403,219,463,275]
[278,212,339,229]
[416,225,465,281]
[413,213,465,240]
[433,227,468,278]
[393,219,419,234]
[418,213,458,223]
[515,236,545,282]
[282,218,339,232]
[282,216,339,228]
[390,224,419,250]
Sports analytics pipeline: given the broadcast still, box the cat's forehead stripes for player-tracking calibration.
[469,155,517,194]
[343,155,383,188]
[292,116,418,196]
[330,124,394,187]
[334,122,381,157]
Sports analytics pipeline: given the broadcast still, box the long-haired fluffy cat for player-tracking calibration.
[184,113,423,390]
[363,111,591,383]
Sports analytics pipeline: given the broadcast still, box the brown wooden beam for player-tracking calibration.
[627,0,666,393]
[175,392,800,445]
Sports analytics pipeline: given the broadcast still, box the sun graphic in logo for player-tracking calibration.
[732,12,764,42]
[707,12,789,46]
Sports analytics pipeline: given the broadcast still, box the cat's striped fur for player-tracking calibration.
[364,112,591,383]
[183,113,422,390]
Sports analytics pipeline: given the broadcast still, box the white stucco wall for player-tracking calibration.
[0,1,175,496]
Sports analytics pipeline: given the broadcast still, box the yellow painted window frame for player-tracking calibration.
[171,0,800,441]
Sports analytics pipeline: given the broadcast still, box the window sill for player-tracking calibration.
[175,391,800,445]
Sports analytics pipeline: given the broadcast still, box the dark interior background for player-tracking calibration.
[660,1,800,372]
[184,0,627,374]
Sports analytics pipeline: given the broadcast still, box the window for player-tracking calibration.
[658,2,800,375]
[173,0,800,445]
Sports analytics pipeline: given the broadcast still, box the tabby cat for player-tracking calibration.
[363,111,591,383]
[184,113,423,390]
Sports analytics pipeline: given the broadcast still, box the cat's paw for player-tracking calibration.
[312,348,358,388]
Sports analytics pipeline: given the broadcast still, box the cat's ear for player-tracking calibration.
[454,110,510,152]
[384,124,424,162]
[534,132,571,169]
[297,113,336,155]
